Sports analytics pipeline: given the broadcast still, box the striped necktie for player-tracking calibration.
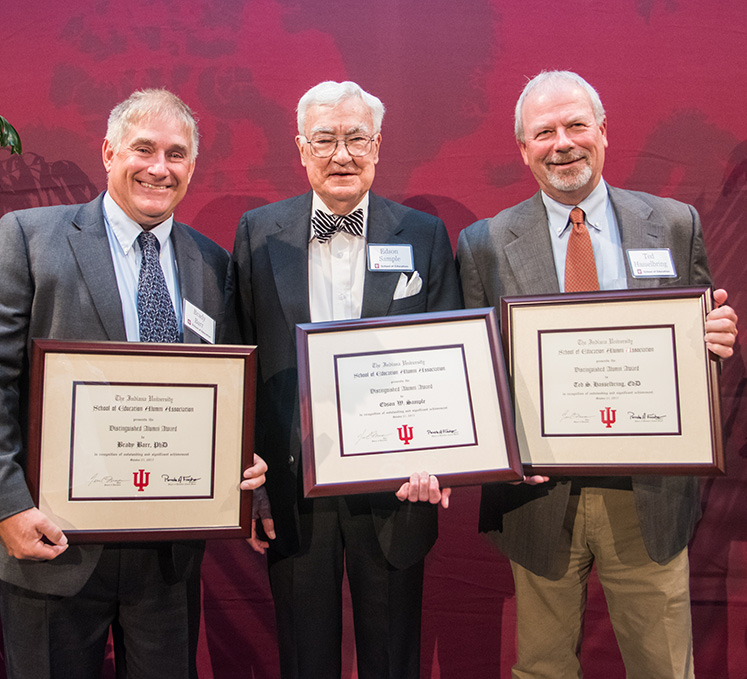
[312,208,364,244]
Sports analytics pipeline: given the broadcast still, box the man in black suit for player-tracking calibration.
[0,89,267,678]
[457,70,738,678]
[233,80,461,679]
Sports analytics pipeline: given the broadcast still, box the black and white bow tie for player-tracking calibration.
[312,208,364,244]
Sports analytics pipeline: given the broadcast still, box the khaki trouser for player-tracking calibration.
[511,487,694,679]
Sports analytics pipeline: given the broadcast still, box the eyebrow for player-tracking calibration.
[309,125,371,136]
[529,115,591,134]
[128,137,190,155]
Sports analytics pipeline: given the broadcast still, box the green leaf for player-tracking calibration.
[0,115,23,155]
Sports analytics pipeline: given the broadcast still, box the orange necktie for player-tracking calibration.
[564,207,599,292]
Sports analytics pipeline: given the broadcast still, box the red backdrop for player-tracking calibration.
[2,1,746,677]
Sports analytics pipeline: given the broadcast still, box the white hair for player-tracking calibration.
[514,71,605,143]
[106,88,199,159]
[297,81,385,136]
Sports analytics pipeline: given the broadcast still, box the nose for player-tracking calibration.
[554,127,574,151]
[147,151,168,176]
[331,139,353,163]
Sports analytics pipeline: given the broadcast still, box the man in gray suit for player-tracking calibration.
[233,80,460,679]
[457,71,737,678]
[0,89,267,678]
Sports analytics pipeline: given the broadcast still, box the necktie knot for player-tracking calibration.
[569,206,585,231]
[312,208,364,244]
[565,207,599,292]
[138,230,160,253]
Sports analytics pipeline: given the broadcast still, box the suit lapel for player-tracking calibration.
[267,193,312,336]
[608,186,663,289]
[361,193,407,317]
[265,192,408,328]
[503,188,668,295]
[67,196,127,341]
[503,193,561,295]
[171,223,204,344]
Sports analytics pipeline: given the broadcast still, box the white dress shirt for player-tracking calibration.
[102,191,182,340]
[308,193,369,322]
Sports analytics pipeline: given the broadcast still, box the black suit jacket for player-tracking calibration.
[457,185,712,576]
[233,191,461,569]
[0,193,236,595]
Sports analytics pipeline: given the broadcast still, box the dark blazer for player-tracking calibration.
[0,193,236,596]
[233,191,461,570]
[456,185,712,576]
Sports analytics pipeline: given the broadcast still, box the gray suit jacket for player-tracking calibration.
[233,191,461,569]
[456,185,712,576]
[0,194,236,596]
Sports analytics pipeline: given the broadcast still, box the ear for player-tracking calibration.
[295,136,308,167]
[102,138,115,172]
[599,117,608,148]
[371,133,382,165]
[518,139,530,167]
[186,159,196,184]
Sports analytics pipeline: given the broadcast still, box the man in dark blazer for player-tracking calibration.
[457,71,737,678]
[0,89,266,679]
[233,80,460,679]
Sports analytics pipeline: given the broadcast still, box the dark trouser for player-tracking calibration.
[268,495,424,679]
[0,544,193,679]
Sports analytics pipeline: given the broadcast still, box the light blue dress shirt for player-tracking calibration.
[102,191,183,341]
[542,179,627,292]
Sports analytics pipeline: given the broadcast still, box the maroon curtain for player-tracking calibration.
[2,1,746,676]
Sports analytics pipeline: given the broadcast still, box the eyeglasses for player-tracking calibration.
[303,134,377,158]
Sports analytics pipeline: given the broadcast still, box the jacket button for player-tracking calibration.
[288,455,295,465]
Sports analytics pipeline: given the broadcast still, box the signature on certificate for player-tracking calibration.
[161,474,201,485]
[627,411,666,422]
[88,474,125,487]
[355,429,389,445]
[560,410,591,424]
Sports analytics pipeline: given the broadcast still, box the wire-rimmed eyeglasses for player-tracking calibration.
[303,134,376,158]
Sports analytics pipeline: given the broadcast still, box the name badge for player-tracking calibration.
[367,244,414,272]
[183,299,216,344]
[626,249,677,278]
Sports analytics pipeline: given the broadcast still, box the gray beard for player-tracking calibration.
[545,163,592,194]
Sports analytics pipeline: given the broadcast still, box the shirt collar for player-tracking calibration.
[103,191,174,254]
[541,178,610,237]
[309,192,370,242]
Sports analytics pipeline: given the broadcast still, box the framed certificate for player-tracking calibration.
[27,340,257,542]
[296,308,522,497]
[501,288,724,475]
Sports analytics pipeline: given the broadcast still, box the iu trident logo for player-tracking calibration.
[397,425,414,445]
[133,469,150,491]
[600,407,617,429]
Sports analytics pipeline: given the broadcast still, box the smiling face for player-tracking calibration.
[519,84,608,205]
[102,115,196,228]
[296,97,381,215]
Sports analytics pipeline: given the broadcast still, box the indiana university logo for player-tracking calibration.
[133,469,150,492]
[600,407,617,429]
[397,425,414,445]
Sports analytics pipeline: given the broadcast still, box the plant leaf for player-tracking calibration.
[0,115,23,155]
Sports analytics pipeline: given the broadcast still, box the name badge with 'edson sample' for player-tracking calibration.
[367,244,414,272]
